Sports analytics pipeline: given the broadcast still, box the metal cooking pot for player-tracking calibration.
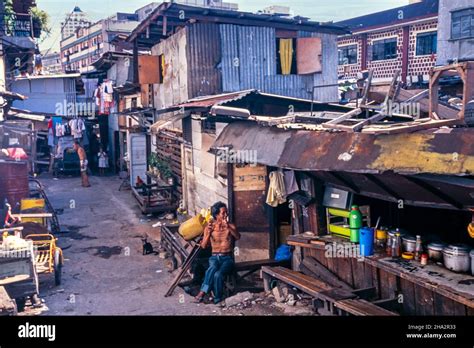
[427,242,446,263]
[402,235,416,253]
[443,244,471,273]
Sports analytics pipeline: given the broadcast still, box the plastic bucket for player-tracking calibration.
[359,227,374,257]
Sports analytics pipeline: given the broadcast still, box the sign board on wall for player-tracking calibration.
[233,164,266,192]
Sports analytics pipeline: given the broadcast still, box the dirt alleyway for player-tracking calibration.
[31,174,288,316]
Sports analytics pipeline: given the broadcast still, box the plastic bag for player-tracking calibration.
[275,244,292,261]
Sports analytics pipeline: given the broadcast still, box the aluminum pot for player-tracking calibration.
[402,235,416,253]
[427,242,446,262]
[443,244,471,273]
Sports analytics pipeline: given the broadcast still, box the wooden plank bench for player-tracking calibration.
[261,266,356,314]
[234,259,290,282]
[334,298,399,316]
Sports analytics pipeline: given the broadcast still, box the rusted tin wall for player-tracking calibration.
[186,23,223,99]
[151,28,189,110]
[0,160,29,211]
[219,25,339,102]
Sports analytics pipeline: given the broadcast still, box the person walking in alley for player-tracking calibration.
[73,141,91,187]
[98,147,109,176]
[194,202,240,305]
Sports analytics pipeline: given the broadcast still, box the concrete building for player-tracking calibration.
[60,6,91,40]
[437,0,474,65]
[336,0,439,85]
[42,52,63,75]
[60,14,139,74]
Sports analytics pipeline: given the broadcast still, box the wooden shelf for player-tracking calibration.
[289,235,474,309]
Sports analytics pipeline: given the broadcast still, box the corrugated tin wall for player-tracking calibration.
[219,25,339,102]
[187,23,223,99]
[219,24,240,92]
[151,28,188,109]
[312,32,339,103]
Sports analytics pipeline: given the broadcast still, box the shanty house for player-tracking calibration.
[128,2,349,106]
[123,3,348,258]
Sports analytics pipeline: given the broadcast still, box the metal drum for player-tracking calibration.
[0,160,29,211]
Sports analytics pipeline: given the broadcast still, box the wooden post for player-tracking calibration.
[262,271,272,292]
[429,70,442,119]
[31,129,37,174]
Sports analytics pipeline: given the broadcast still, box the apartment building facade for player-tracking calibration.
[60,13,139,74]
[336,0,439,85]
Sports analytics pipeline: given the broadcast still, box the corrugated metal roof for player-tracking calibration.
[212,121,474,176]
[14,73,81,80]
[128,2,349,43]
[212,121,474,209]
[177,89,256,108]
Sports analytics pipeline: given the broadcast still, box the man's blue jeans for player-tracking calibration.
[200,255,234,303]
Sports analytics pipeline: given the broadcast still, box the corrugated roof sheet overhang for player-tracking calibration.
[211,121,474,176]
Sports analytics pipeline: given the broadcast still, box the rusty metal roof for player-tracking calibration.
[178,90,256,109]
[212,121,474,176]
[128,2,349,43]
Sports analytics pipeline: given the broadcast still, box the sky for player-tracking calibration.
[37,0,409,53]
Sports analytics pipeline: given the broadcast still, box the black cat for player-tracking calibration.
[142,238,154,255]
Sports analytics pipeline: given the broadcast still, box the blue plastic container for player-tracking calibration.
[359,227,374,257]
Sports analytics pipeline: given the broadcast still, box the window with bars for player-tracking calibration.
[452,8,474,40]
[372,38,398,61]
[416,31,437,56]
[338,45,358,65]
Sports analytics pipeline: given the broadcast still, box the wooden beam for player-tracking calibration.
[362,118,460,135]
[351,111,387,132]
[403,176,464,210]
[364,174,403,201]
[173,12,340,33]
[162,15,167,36]
[322,108,362,127]
[401,89,429,104]
[327,172,360,194]
[383,69,401,106]
[360,69,374,106]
